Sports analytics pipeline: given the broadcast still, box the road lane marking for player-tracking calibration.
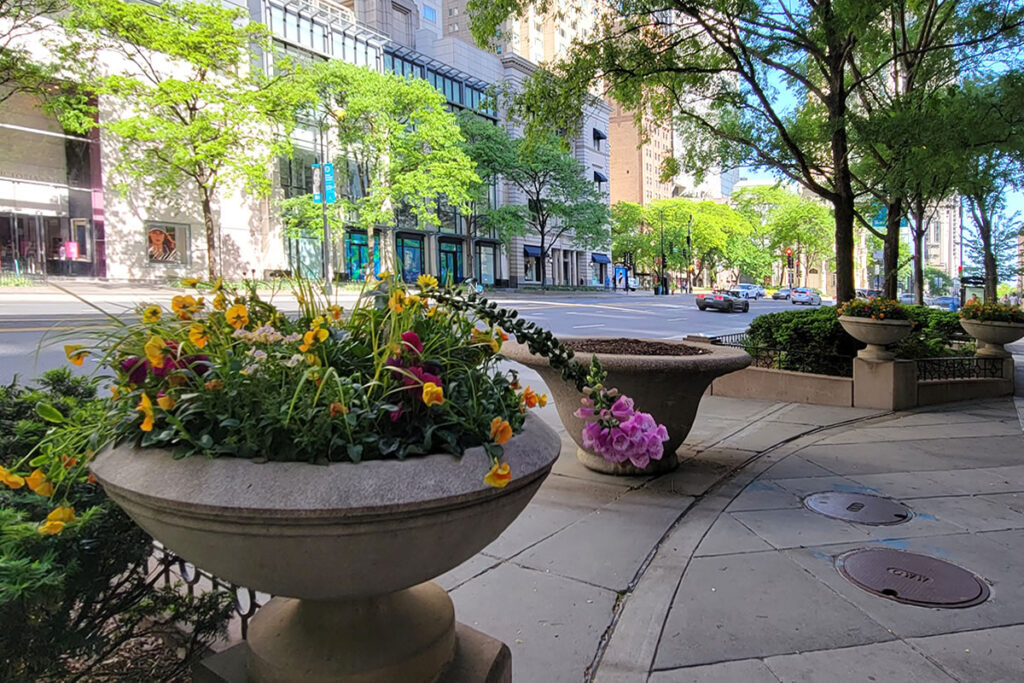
[572,324,605,329]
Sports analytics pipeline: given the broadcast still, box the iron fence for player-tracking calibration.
[915,357,1005,381]
[710,334,855,377]
[152,544,265,639]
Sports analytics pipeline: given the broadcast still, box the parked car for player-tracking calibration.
[929,296,960,311]
[696,290,750,313]
[772,288,791,300]
[898,292,916,304]
[790,287,822,305]
[856,289,883,298]
[735,283,766,299]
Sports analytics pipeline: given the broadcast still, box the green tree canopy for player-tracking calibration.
[299,60,477,276]
[62,0,301,278]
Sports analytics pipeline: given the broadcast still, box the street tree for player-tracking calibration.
[489,133,608,288]
[62,0,303,279]
[303,61,477,277]
[456,110,518,283]
[0,0,63,104]
[468,0,1024,303]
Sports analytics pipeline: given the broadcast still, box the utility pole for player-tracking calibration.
[686,217,692,293]
[318,120,333,294]
[659,209,667,295]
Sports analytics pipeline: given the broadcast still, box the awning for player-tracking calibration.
[523,245,542,258]
[591,253,611,264]
[592,128,607,140]
[593,171,608,183]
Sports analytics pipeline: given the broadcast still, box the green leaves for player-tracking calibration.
[35,403,64,424]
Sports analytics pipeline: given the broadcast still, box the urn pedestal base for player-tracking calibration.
[196,619,511,683]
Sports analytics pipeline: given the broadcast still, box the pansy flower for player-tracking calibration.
[137,393,155,432]
[225,304,249,329]
[142,305,162,323]
[25,469,54,497]
[422,382,444,407]
[64,344,89,366]
[484,462,512,488]
[38,506,75,535]
[0,465,25,489]
[489,417,513,445]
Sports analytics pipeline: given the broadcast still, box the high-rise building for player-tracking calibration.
[606,102,674,206]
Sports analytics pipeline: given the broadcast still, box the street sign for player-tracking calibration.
[312,164,322,204]
[872,207,908,229]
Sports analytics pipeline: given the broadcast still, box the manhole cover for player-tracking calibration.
[804,491,913,526]
[836,548,990,608]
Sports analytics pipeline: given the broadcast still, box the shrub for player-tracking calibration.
[894,306,974,358]
[744,307,861,375]
[0,369,233,682]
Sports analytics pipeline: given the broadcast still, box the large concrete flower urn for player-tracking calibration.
[960,318,1024,358]
[838,316,913,361]
[502,338,751,475]
[90,413,561,683]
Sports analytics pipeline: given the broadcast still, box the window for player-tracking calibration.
[146,222,188,265]
[448,7,458,16]
[422,5,437,22]
[397,236,424,282]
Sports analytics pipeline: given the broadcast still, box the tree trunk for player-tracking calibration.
[910,198,927,305]
[980,216,998,301]
[832,194,857,303]
[539,228,547,289]
[883,198,902,299]
[200,188,218,279]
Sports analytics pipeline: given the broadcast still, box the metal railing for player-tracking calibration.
[915,357,1005,381]
[152,544,265,639]
[710,333,855,377]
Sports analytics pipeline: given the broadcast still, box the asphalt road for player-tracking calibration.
[0,292,828,385]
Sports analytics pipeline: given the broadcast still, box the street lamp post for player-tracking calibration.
[686,218,692,293]
[659,209,668,295]
[318,121,333,294]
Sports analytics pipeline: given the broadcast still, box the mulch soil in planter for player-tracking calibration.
[566,338,706,356]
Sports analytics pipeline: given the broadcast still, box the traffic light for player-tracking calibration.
[786,248,794,269]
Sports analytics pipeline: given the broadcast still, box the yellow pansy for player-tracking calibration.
[25,469,54,497]
[213,291,228,311]
[157,394,176,411]
[416,273,438,290]
[64,344,89,366]
[142,305,162,323]
[489,417,513,445]
[188,323,209,349]
[180,277,199,287]
[137,393,155,432]
[144,335,165,369]
[484,462,512,488]
[225,304,249,329]
[170,294,202,320]
[328,304,343,320]
[538,393,548,407]
[38,506,75,536]
[422,382,445,407]
[0,465,25,489]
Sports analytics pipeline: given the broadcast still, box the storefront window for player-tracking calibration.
[475,243,495,285]
[345,231,380,280]
[524,255,540,282]
[146,222,188,265]
[397,235,423,282]
[438,240,463,285]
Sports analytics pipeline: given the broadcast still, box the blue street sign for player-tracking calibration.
[323,162,336,204]
[872,206,908,229]
[312,164,322,204]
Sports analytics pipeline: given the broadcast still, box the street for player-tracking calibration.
[0,288,828,384]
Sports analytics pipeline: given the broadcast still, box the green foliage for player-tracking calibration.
[278,194,346,243]
[893,306,974,358]
[746,308,862,375]
[960,299,1024,323]
[60,0,303,278]
[0,371,232,682]
[923,266,954,297]
[837,298,908,320]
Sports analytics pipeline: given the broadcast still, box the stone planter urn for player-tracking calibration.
[90,413,561,683]
[502,338,751,475]
[838,316,913,360]
[959,318,1024,358]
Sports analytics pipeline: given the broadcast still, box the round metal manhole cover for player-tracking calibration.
[836,548,990,609]
[803,491,913,526]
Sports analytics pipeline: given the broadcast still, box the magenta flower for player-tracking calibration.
[401,331,423,354]
[610,396,634,420]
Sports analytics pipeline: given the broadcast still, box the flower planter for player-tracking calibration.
[503,338,751,475]
[90,413,561,683]
[959,319,1024,358]
[838,316,913,361]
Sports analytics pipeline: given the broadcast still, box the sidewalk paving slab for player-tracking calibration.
[907,624,1024,683]
[762,640,959,682]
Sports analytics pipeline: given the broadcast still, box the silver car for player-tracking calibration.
[790,287,822,305]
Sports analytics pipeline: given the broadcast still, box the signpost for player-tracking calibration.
[313,161,337,290]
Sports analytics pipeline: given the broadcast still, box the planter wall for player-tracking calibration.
[502,338,751,475]
[92,413,561,683]
[711,366,854,407]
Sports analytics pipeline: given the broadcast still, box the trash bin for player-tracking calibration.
[654,285,662,295]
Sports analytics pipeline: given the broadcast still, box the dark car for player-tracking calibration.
[697,290,750,313]
[772,288,791,300]
[856,289,883,298]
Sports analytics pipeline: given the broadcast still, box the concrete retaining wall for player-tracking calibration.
[711,366,853,407]
[917,378,1014,406]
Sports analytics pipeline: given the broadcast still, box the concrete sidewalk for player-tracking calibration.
[438,360,1024,682]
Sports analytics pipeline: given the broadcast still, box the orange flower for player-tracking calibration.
[329,402,348,417]
[157,394,176,411]
[38,506,75,535]
[0,465,25,489]
[489,417,513,445]
[484,462,512,488]
[171,294,203,320]
[498,329,509,341]
[137,393,155,432]
[142,305,162,323]
[25,469,54,497]
[521,386,539,409]
[64,344,88,366]
[388,290,405,314]
[422,382,445,407]
[328,304,343,320]
[204,379,223,391]
[225,304,249,329]
[213,291,228,311]
[537,393,548,407]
